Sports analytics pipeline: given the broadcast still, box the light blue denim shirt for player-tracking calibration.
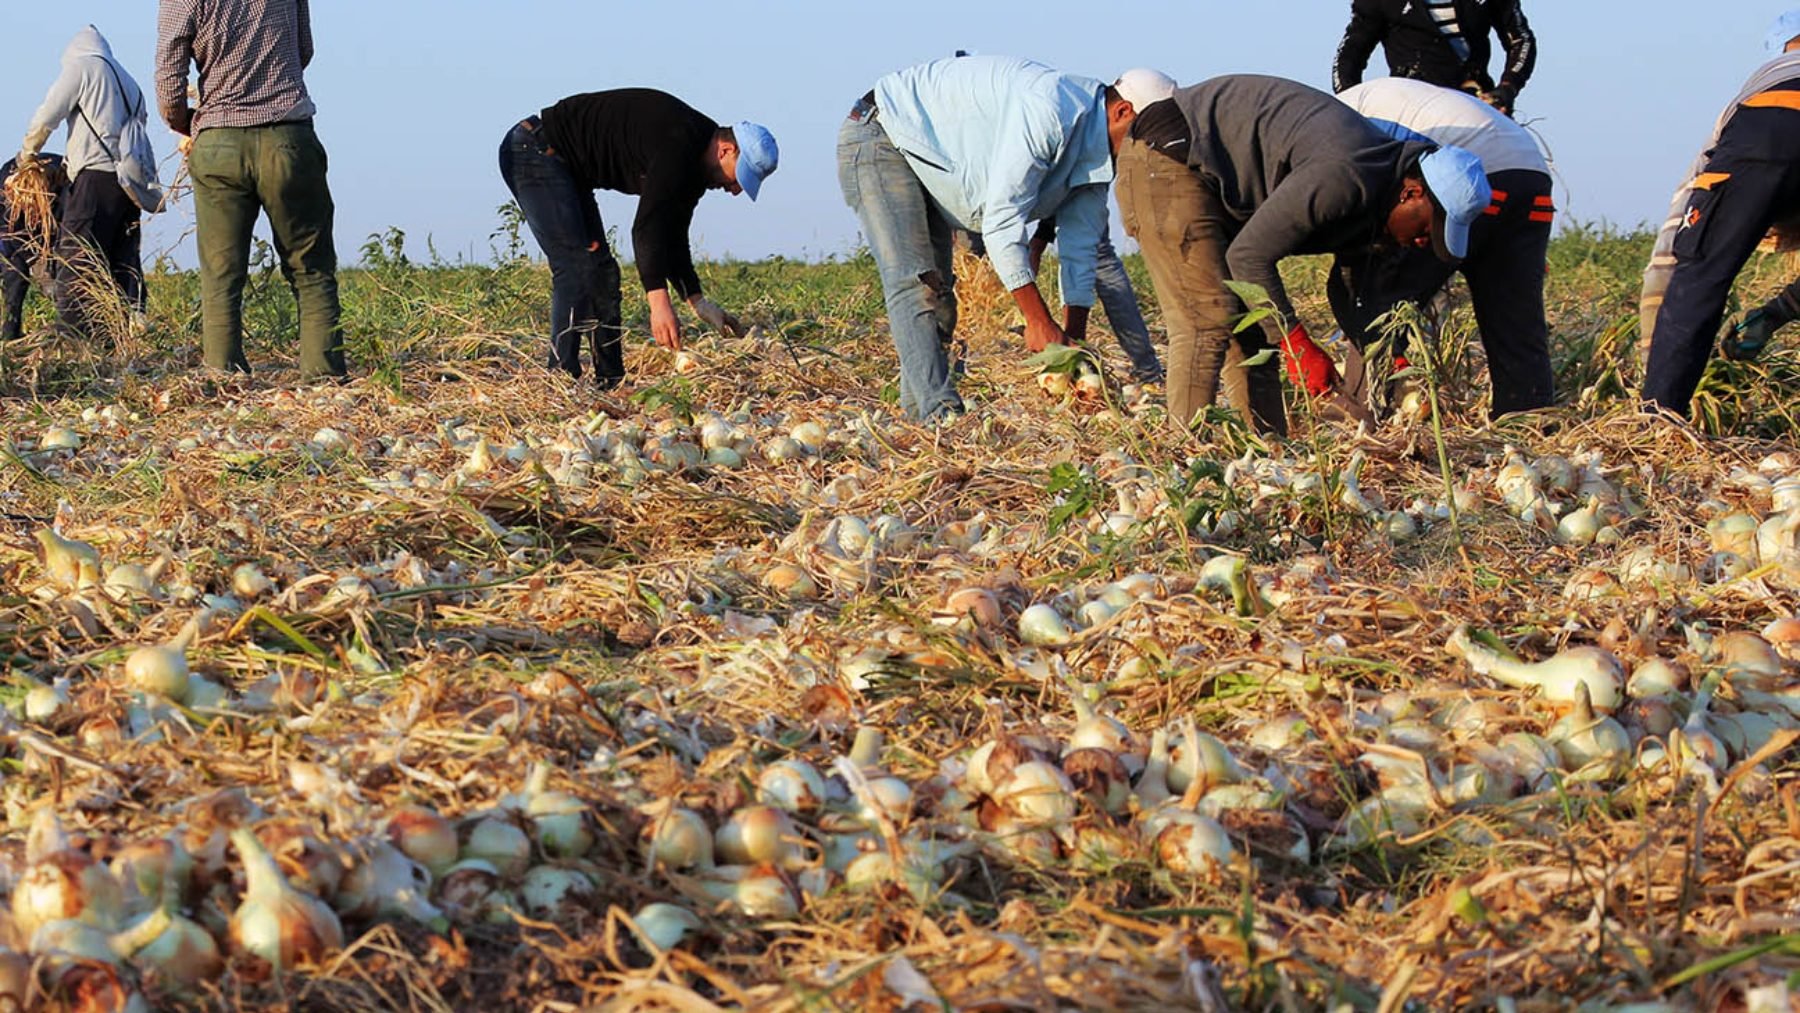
[873,55,1113,306]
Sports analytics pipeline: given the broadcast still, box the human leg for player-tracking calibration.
[1643,157,1800,415]
[1,232,30,342]
[1116,137,1283,436]
[1465,171,1556,415]
[51,170,116,342]
[500,119,613,381]
[189,128,261,371]
[837,112,961,421]
[1093,228,1162,382]
[256,122,345,378]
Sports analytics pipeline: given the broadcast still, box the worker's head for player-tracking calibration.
[708,122,779,200]
[1389,146,1491,264]
[1106,68,1177,154]
[1766,9,1800,54]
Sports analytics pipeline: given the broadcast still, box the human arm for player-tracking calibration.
[1487,0,1536,109]
[297,0,314,69]
[155,0,197,136]
[22,62,83,158]
[1224,167,1374,393]
[1332,0,1385,94]
[1049,184,1109,343]
[1722,283,1800,361]
[1028,219,1055,275]
[980,96,1087,349]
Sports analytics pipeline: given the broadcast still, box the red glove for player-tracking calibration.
[1280,324,1340,398]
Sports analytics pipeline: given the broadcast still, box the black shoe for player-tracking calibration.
[596,374,624,392]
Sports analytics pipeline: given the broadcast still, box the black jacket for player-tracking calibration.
[1332,0,1536,97]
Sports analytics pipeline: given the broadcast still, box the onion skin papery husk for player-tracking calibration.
[227,827,345,977]
[13,849,125,941]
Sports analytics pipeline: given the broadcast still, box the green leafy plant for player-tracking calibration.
[1044,461,1102,535]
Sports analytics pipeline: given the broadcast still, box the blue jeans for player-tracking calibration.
[498,118,623,384]
[1092,229,1162,382]
[837,110,962,421]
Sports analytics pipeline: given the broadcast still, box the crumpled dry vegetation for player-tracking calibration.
[0,225,1797,1012]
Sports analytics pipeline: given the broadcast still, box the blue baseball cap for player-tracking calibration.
[733,121,778,201]
[1418,145,1492,263]
[1767,9,1800,54]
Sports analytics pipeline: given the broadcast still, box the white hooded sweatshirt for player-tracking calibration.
[22,26,149,179]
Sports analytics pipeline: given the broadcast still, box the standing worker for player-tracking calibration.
[838,55,1116,423]
[20,26,150,343]
[157,0,345,379]
[1337,76,1557,416]
[1332,0,1537,116]
[1641,11,1800,418]
[497,89,777,389]
[1111,74,1491,436]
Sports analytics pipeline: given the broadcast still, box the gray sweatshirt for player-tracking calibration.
[23,26,147,179]
[1150,74,1433,329]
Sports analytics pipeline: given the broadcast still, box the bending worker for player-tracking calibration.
[499,89,777,389]
[1333,0,1537,116]
[1337,76,1557,416]
[838,55,1114,423]
[1110,73,1491,436]
[1641,11,1800,418]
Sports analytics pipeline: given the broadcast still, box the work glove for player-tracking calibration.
[1486,83,1518,117]
[691,297,743,338]
[1281,324,1340,397]
[1721,308,1779,361]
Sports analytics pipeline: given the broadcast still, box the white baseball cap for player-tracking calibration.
[1113,68,1178,112]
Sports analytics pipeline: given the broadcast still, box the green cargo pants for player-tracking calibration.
[189,121,345,378]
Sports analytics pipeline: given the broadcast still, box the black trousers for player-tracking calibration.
[1643,148,1800,415]
[1328,167,1557,417]
[0,226,34,343]
[55,168,144,341]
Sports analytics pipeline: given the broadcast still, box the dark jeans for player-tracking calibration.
[498,117,623,384]
[55,168,143,341]
[190,121,344,377]
[1328,168,1557,418]
[1115,136,1285,436]
[1,228,35,343]
[1643,153,1800,415]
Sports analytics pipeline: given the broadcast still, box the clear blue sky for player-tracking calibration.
[4,2,1787,269]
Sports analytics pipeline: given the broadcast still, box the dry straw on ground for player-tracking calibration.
[0,248,1796,1011]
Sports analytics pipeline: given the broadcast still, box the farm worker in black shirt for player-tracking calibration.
[1332,0,1536,116]
[1110,74,1490,436]
[1640,11,1800,418]
[498,89,778,388]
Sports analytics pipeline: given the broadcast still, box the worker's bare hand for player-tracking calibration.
[1022,317,1069,353]
[650,303,684,351]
